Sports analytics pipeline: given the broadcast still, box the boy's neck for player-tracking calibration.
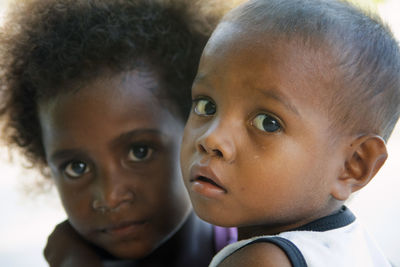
[237,204,344,240]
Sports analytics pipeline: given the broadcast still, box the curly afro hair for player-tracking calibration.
[0,0,227,177]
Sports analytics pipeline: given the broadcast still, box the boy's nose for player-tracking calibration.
[92,167,135,213]
[196,120,236,163]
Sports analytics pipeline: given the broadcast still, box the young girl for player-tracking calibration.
[180,0,399,266]
[0,0,237,266]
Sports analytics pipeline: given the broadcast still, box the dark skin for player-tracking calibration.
[45,212,214,267]
[44,221,103,267]
[129,212,214,267]
[181,21,388,266]
[218,243,292,267]
[40,68,215,267]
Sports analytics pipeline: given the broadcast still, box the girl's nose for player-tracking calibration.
[196,120,236,163]
[92,167,135,213]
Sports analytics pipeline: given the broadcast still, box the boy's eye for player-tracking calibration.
[194,99,216,116]
[252,114,281,132]
[63,161,90,178]
[128,145,154,162]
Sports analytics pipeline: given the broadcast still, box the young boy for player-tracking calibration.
[0,0,237,266]
[180,0,400,266]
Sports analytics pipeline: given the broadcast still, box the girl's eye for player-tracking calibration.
[194,99,216,116]
[63,161,90,178]
[252,114,281,132]
[128,145,154,162]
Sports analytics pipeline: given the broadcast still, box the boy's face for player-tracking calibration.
[39,69,191,258]
[180,23,348,234]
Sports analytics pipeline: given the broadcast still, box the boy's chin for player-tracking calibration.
[193,206,237,228]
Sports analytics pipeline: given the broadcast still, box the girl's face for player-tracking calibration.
[39,69,191,259]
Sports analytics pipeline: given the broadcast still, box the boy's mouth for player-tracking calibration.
[195,175,226,192]
[190,164,227,196]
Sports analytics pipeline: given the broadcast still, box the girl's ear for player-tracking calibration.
[331,135,387,201]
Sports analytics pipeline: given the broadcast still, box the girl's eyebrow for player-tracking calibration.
[109,128,163,148]
[49,149,86,163]
[49,129,163,162]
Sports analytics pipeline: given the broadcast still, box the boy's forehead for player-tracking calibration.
[206,20,307,64]
[207,21,265,52]
[205,21,321,73]
[203,21,277,72]
[203,22,246,59]
[201,21,337,112]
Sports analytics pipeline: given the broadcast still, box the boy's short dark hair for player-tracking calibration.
[224,0,400,141]
[0,0,222,175]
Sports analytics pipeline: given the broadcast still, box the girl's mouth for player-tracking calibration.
[97,220,148,239]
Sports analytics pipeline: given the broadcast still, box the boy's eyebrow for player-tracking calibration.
[194,73,299,115]
[192,73,211,88]
[258,88,299,116]
[193,73,206,84]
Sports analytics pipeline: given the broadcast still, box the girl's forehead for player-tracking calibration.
[38,70,184,154]
[39,71,160,118]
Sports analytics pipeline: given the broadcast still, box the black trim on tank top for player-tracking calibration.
[236,206,355,267]
[245,236,307,267]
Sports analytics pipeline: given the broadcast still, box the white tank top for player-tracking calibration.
[209,206,391,267]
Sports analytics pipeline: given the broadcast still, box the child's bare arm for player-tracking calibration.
[44,220,103,267]
[218,243,292,267]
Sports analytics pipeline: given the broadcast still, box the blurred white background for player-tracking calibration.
[1,0,399,266]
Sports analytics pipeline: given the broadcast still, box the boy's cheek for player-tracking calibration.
[180,126,197,157]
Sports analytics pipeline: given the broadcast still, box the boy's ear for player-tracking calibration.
[331,135,387,201]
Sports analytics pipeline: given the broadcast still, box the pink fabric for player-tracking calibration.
[213,226,238,252]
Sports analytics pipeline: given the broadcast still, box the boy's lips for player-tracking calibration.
[189,164,227,196]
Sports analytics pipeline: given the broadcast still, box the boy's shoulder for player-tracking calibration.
[211,207,391,267]
[218,241,292,267]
